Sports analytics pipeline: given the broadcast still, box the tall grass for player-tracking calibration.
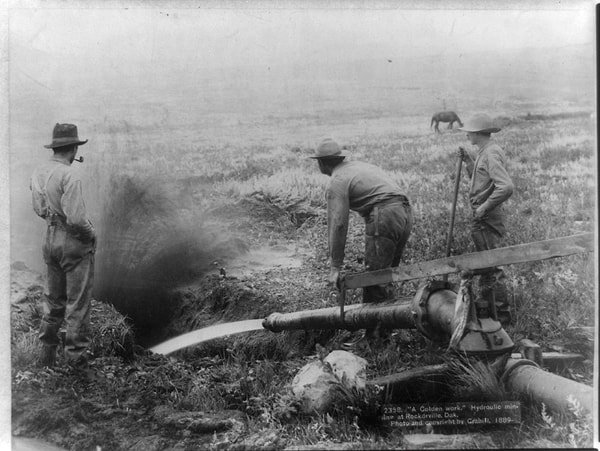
[211,114,595,353]
[12,109,595,449]
[77,112,594,355]
[76,115,595,339]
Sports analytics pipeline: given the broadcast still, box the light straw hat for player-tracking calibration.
[458,114,501,133]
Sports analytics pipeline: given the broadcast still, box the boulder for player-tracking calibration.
[291,360,338,413]
[324,350,367,389]
[291,350,368,414]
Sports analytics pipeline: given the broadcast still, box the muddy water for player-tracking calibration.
[150,319,265,355]
[149,245,303,353]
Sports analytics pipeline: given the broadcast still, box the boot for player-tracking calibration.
[66,353,89,370]
[496,310,512,329]
[39,346,57,368]
[480,272,511,327]
[492,278,511,328]
[370,325,392,346]
[365,325,390,348]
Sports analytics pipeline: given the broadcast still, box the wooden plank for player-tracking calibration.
[368,363,450,387]
[344,233,594,289]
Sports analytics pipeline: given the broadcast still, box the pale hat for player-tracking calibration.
[458,114,501,133]
[309,138,347,159]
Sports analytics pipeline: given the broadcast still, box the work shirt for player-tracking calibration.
[326,160,406,267]
[469,141,514,213]
[30,158,94,238]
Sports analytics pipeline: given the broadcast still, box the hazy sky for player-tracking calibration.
[9,1,595,69]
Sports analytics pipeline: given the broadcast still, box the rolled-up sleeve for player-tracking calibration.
[327,178,350,268]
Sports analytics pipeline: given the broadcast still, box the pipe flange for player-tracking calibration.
[263,313,284,332]
[500,358,540,385]
[412,280,458,340]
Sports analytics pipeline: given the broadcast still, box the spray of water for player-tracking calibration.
[92,173,248,342]
[150,319,266,355]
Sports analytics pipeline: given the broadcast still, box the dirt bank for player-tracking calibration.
[9,241,347,450]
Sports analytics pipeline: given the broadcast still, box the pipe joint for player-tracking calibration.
[263,313,284,332]
[500,356,540,385]
[500,357,593,415]
[411,281,458,341]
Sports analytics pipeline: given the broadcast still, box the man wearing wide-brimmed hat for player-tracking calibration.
[457,113,514,326]
[30,123,96,368]
[311,138,413,347]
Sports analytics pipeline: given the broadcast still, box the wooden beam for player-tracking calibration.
[344,233,594,289]
[368,363,450,387]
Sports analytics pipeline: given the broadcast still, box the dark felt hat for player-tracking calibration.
[44,123,88,149]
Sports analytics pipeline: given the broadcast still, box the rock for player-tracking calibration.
[324,350,367,389]
[11,270,44,304]
[291,351,368,414]
[291,360,338,413]
[11,261,30,271]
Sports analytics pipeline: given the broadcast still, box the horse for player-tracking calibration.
[431,111,463,133]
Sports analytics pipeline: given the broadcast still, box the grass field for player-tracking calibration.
[9,49,597,449]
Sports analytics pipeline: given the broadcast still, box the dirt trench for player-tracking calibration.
[90,174,325,348]
[10,246,338,451]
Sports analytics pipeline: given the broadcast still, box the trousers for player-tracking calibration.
[363,198,413,303]
[470,207,509,318]
[39,222,95,362]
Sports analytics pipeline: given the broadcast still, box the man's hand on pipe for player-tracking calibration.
[328,266,341,290]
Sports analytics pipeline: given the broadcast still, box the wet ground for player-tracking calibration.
[212,244,304,278]
[12,437,67,451]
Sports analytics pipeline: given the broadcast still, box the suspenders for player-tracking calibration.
[32,165,62,219]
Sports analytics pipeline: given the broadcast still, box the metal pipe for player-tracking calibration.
[423,290,456,335]
[263,289,459,334]
[263,297,416,332]
[262,284,593,414]
[264,284,513,355]
[502,358,593,415]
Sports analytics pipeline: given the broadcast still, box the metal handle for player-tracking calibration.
[443,153,463,282]
[338,278,346,325]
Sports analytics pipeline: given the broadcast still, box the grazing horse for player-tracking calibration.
[431,111,463,133]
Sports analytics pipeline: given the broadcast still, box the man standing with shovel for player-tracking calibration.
[456,113,514,326]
